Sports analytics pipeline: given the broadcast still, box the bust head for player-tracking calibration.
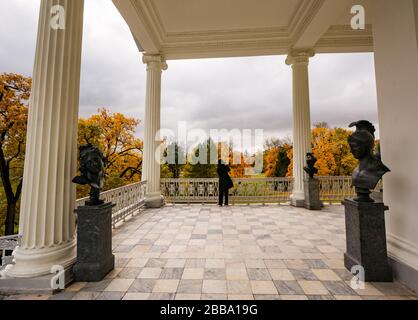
[80,145,104,176]
[304,153,318,178]
[347,120,390,202]
[73,144,105,206]
[348,129,374,160]
[306,153,316,164]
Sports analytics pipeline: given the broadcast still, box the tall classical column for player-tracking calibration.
[372,0,418,291]
[286,50,314,207]
[5,0,84,278]
[142,54,167,208]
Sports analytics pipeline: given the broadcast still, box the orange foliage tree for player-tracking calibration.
[77,108,143,198]
[285,123,358,177]
[0,73,31,235]
[263,138,292,177]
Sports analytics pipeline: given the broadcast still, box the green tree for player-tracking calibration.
[275,148,291,177]
[161,142,186,178]
[184,138,217,178]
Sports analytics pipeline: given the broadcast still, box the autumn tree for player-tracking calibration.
[264,138,292,177]
[0,73,31,236]
[229,151,247,178]
[285,124,358,177]
[332,127,358,175]
[311,126,337,175]
[215,141,246,178]
[77,108,143,197]
[311,124,358,176]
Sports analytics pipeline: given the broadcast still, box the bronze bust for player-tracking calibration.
[348,121,390,202]
[73,144,105,206]
[304,153,319,179]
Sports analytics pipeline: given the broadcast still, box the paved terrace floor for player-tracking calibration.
[2,205,417,300]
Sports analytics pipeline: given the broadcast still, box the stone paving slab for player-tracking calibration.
[2,205,417,300]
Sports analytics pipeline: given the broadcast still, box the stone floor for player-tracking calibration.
[2,204,417,300]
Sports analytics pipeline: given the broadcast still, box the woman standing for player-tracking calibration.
[217,159,234,206]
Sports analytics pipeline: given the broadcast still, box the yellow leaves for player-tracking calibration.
[265,147,279,177]
[311,126,357,176]
[0,73,31,103]
[277,126,358,177]
[312,127,337,175]
[263,142,292,178]
[284,143,294,177]
[76,108,143,198]
[0,73,30,169]
[0,73,31,235]
[230,152,247,178]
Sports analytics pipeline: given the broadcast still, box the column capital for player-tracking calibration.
[142,54,168,71]
[285,49,315,66]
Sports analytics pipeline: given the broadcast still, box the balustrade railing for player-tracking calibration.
[0,182,147,270]
[160,178,293,204]
[161,176,380,204]
[0,235,21,270]
[318,176,355,202]
[75,181,147,228]
[1,177,381,270]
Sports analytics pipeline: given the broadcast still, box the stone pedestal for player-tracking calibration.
[304,178,323,210]
[73,203,115,282]
[343,198,393,282]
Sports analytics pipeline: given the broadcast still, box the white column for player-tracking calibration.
[5,0,84,278]
[142,54,167,208]
[286,50,314,207]
[373,0,418,292]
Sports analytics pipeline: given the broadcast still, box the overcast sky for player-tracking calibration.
[0,0,379,146]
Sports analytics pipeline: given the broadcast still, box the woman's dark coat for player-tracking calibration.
[217,164,234,192]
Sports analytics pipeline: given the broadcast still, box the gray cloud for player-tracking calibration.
[0,0,379,145]
[0,0,40,75]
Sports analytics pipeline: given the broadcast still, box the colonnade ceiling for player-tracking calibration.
[113,0,374,59]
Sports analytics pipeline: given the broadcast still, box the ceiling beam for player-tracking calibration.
[290,0,354,49]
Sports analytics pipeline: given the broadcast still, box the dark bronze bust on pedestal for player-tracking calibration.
[304,153,319,179]
[343,120,392,282]
[72,144,114,282]
[303,153,323,210]
[348,120,390,202]
[72,144,105,206]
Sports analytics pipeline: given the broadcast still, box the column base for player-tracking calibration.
[2,239,76,279]
[0,264,74,295]
[290,191,305,207]
[145,194,165,209]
